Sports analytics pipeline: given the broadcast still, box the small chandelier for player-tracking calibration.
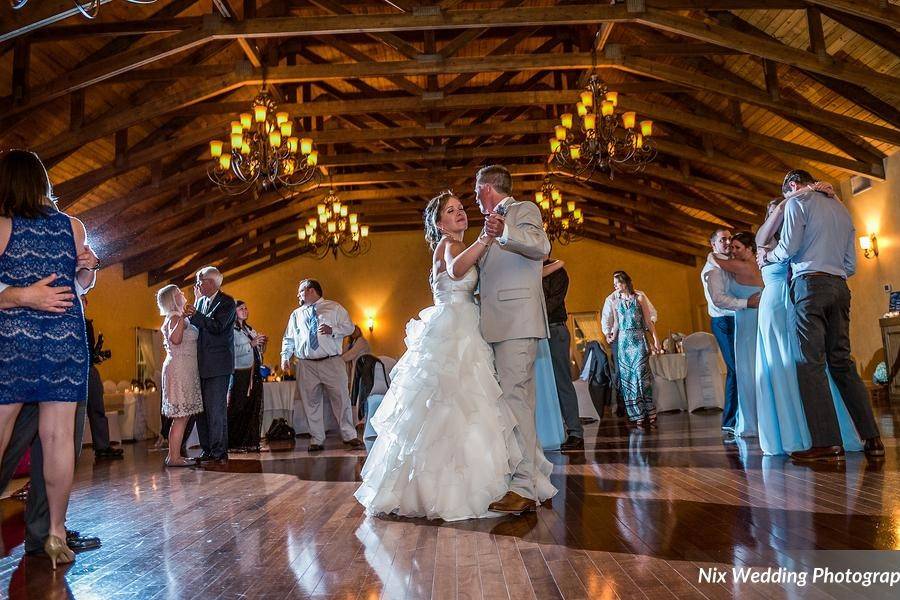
[550,72,657,180]
[11,0,159,20]
[208,90,319,196]
[534,177,584,245]
[297,190,371,259]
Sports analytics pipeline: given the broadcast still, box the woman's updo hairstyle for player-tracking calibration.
[424,190,456,249]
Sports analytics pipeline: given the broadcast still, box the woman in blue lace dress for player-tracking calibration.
[0,150,94,568]
[611,271,661,429]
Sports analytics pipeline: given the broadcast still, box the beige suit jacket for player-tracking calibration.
[478,197,551,343]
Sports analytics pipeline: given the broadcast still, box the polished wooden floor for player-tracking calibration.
[1,404,898,600]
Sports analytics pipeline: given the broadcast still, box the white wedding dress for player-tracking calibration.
[354,267,554,521]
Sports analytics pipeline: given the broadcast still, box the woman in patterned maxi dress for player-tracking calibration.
[612,271,661,428]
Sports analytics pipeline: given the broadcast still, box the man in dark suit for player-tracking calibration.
[83,298,123,460]
[184,266,236,464]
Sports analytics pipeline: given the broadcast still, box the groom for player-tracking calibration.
[475,165,554,514]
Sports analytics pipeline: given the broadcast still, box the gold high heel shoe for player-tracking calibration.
[44,535,75,570]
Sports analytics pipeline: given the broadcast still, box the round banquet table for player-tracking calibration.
[262,381,338,436]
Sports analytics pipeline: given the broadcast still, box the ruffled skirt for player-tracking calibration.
[355,300,527,521]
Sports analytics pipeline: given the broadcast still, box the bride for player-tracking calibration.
[354,191,553,521]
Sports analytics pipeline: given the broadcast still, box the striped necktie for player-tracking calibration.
[307,305,319,351]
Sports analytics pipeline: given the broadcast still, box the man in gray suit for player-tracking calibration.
[475,165,555,514]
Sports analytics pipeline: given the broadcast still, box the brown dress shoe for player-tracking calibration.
[790,446,845,462]
[488,491,537,514]
[344,438,364,449]
[864,437,885,458]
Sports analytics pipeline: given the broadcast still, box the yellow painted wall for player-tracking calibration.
[82,263,167,385]
[87,230,704,381]
[841,152,900,377]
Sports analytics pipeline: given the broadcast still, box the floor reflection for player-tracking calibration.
[0,406,898,598]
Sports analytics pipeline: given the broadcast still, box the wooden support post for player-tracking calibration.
[806,7,829,63]
[763,59,780,101]
[114,129,128,168]
[69,89,85,132]
[12,40,29,104]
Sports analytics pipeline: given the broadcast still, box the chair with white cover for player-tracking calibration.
[363,358,393,441]
[683,332,726,412]
[573,379,600,423]
[116,380,130,393]
[650,353,688,412]
[102,380,116,394]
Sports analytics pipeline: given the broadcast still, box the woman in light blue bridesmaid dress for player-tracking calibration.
[534,338,566,450]
[533,260,566,450]
[752,196,862,455]
[716,232,763,438]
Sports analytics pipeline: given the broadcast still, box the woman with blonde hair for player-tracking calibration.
[157,284,203,467]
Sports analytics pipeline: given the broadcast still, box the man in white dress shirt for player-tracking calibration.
[701,229,760,434]
[281,279,363,452]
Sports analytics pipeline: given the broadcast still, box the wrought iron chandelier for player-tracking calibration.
[549,29,657,181]
[550,73,657,180]
[11,0,159,20]
[533,177,584,245]
[297,190,371,259]
[208,90,319,196]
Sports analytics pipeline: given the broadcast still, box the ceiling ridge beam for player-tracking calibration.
[636,7,900,95]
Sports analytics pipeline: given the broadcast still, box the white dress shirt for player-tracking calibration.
[281,298,354,362]
[600,290,658,338]
[701,252,746,317]
[495,196,515,244]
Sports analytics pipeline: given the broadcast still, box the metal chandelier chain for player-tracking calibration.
[11,0,160,20]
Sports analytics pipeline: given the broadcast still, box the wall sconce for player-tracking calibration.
[859,233,878,259]
[366,311,375,334]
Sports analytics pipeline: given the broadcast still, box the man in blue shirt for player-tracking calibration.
[762,170,883,462]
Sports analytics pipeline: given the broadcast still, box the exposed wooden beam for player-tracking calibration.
[821,7,900,58]
[802,0,900,28]
[0,0,114,43]
[616,56,900,146]
[637,8,900,94]
[612,96,883,178]
[0,4,637,119]
[31,17,204,41]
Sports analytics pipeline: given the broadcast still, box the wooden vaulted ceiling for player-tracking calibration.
[1,0,898,285]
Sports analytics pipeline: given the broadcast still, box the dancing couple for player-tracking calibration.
[354,165,558,521]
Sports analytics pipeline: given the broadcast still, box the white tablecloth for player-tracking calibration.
[650,353,688,412]
[89,390,160,443]
[262,381,338,436]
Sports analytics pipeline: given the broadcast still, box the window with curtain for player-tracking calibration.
[571,311,602,371]
[135,328,163,385]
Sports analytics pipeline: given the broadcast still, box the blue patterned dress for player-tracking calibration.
[0,209,89,404]
[615,295,655,422]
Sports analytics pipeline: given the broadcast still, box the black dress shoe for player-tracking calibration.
[308,444,324,453]
[790,446,845,462]
[66,532,101,552]
[198,453,215,462]
[344,438,364,449]
[864,436,885,458]
[559,436,585,452]
[95,447,124,460]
